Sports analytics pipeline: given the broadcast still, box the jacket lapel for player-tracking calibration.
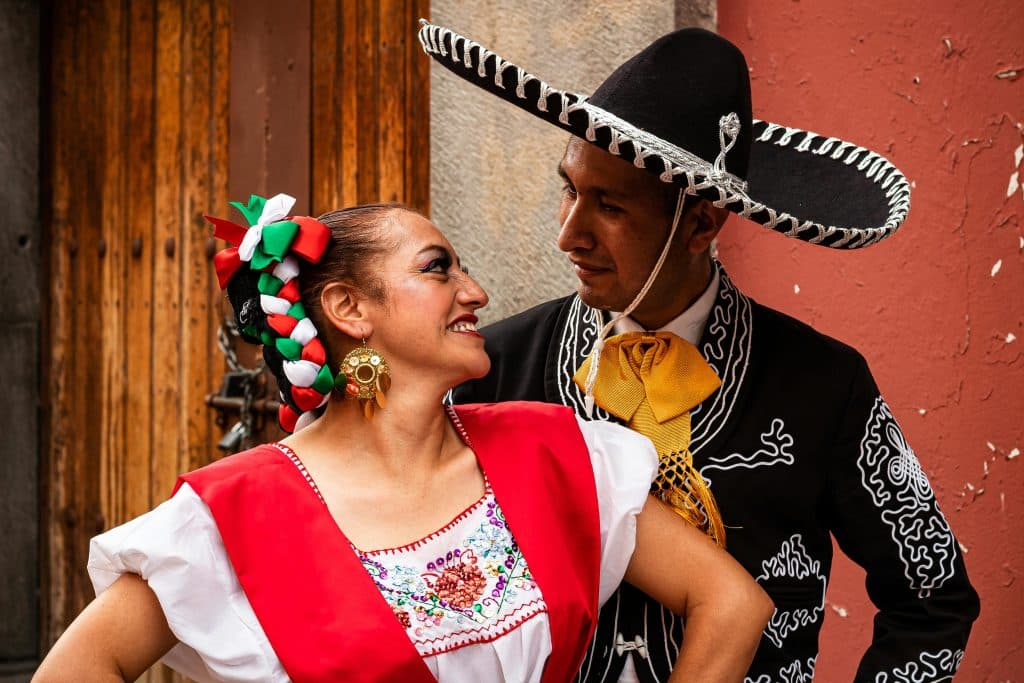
[688,263,755,460]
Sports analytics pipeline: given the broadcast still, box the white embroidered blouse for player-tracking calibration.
[87,417,658,682]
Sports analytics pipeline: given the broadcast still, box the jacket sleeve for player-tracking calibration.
[824,353,980,682]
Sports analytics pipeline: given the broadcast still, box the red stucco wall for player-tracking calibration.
[717,1,1023,680]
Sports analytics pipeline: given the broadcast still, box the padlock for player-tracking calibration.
[217,420,247,452]
[218,371,254,399]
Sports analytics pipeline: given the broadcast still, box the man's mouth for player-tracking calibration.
[571,260,611,278]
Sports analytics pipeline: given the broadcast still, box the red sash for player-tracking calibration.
[177,401,600,682]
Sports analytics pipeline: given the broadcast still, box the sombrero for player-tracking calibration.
[418,20,910,249]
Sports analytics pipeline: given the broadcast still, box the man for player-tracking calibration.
[419,20,980,682]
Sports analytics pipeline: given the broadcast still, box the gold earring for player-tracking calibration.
[340,338,391,418]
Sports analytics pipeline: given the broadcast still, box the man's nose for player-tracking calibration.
[557,200,594,252]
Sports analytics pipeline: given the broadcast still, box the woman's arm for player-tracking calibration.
[33,573,177,683]
[625,495,774,683]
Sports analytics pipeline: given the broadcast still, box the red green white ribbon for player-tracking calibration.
[206,193,336,434]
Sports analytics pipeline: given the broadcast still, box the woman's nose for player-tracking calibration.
[458,272,489,310]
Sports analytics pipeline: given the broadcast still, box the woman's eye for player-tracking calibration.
[599,202,622,213]
[422,256,452,273]
[561,184,578,198]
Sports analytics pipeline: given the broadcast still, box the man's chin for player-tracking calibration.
[576,283,626,313]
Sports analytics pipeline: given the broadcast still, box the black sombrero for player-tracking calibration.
[418,21,910,249]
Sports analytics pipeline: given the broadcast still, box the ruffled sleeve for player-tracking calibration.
[87,483,286,683]
[575,418,659,605]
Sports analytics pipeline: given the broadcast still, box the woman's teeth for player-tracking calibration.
[449,321,478,333]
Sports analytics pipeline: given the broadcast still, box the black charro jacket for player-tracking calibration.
[452,263,979,683]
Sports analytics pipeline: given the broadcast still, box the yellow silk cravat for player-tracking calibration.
[574,331,727,546]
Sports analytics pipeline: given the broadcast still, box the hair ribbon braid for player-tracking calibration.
[206,193,334,433]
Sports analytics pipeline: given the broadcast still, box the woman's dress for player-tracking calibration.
[88,402,658,682]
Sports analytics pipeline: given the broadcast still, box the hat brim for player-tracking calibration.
[419,21,909,249]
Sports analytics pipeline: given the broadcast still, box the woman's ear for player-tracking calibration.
[320,282,372,341]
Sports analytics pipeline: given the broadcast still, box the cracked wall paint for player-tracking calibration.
[718,1,1022,680]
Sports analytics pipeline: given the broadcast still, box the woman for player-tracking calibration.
[34,196,772,682]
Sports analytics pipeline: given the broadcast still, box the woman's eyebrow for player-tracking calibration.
[416,244,450,257]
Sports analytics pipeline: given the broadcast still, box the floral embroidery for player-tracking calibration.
[357,493,547,657]
[432,554,487,608]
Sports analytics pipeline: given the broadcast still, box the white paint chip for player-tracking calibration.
[1008,448,1020,460]
[958,541,969,554]
[1010,171,1021,199]
[826,602,849,618]
[991,259,1003,277]
[987,441,997,452]
[1015,144,1024,168]
[918,408,927,415]
[1019,236,1024,250]
[1007,333,1018,343]
[793,284,801,294]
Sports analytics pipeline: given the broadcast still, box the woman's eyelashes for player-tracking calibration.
[418,250,469,276]
[419,252,453,274]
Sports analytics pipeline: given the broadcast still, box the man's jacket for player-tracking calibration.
[453,264,979,683]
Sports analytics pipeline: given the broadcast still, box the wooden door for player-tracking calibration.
[41,1,429,679]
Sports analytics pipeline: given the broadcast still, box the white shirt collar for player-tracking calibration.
[611,268,720,345]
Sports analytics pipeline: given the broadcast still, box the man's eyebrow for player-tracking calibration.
[556,163,627,200]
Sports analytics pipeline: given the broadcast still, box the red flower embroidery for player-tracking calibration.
[433,561,487,609]
[392,604,412,629]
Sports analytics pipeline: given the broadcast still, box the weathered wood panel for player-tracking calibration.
[42,5,230,683]
[41,1,429,680]
[228,0,312,214]
[0,0,41,675]
[311,0,431,215]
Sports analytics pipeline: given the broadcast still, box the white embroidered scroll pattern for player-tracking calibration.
[872,648,963,683]
[755,534,826,649]
[700,418,794,484]
[857,398,957,598]
[744,656,816,683]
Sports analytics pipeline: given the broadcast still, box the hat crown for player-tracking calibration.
[588,28,753,179]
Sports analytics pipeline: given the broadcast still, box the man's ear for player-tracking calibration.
[320,282,372,341]
[685,200,729,254]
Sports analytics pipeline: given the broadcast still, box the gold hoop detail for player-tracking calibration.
[340,344,391,413]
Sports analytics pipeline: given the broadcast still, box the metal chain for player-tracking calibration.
[217,317,264,374]
[216,316,266,451]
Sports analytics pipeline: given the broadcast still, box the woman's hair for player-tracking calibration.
[224,202,406,425]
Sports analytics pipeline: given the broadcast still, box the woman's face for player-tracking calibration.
[363,210,491,388]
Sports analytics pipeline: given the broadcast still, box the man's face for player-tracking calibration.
[557,138,687,314]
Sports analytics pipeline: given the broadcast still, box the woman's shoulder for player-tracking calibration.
[451,399,576,425]
[175,442,292,492]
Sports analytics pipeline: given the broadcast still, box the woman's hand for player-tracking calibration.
[625,495,774,683]
[33,573,177,683]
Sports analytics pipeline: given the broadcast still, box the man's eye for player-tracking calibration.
[561,184,578,197]
[599,202,622,213]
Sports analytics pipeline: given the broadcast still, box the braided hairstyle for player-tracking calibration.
[209,194,405,433]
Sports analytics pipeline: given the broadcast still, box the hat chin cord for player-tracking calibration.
[582,188,687,417]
